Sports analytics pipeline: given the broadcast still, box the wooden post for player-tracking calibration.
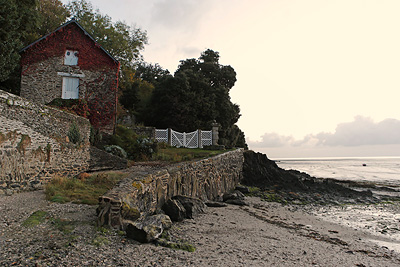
[198,129,202,148]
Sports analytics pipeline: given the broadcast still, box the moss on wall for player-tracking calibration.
[17,134,31,155]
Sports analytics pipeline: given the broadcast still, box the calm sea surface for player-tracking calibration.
[275,157,400,186]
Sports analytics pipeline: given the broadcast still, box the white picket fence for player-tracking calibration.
[155,129,212,148]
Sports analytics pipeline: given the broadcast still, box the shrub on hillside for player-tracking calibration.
[111,125,158,160]
[104,145,127,159]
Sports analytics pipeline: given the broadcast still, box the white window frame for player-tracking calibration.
[64,50,79,66]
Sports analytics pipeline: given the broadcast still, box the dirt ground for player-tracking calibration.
[1,191,400,266]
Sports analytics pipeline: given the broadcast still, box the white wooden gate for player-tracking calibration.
[171,130,198,148]
[155,129,168,143]
[155,128,213,148]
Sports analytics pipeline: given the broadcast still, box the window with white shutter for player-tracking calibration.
[62,77,79,99]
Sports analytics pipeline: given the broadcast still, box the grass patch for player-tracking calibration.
[260,193,287,204]
[156,238,196,252]
[155,147,229,162]
[45,171,128,205]
[22,210,48,227]
[91,227,111,247]
[92,235,109,247]
[155,231,196,252]
[244,186,261,196]
[50,218,77,234]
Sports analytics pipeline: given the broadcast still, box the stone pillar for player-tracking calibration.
[168,128,172,146]
[211,122,220,146]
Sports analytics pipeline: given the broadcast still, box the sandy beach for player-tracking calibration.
[1,190,400,266]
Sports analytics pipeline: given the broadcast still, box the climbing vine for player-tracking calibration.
[21,22,120,132]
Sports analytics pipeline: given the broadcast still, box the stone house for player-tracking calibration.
[20,18,120,134]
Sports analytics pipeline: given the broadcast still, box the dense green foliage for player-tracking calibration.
[133,49,247,148]
[0,0,37,88]
[119,63,172,124]
[36,0,70,38]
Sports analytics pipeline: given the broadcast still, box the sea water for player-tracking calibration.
[275,157,400,252]
[275,157,400,186]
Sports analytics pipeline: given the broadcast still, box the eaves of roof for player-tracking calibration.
[19,18,119,64]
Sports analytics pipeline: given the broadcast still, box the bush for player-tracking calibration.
[104,145,127,159]
[68,122,81,144]
[136,137,158,160]
[111,125,158,160]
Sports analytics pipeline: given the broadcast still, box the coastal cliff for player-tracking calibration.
[242,150,378,204]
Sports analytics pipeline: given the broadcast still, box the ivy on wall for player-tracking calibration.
[21,22,120,131]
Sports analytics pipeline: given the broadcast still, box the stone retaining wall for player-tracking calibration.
[97,149,244,229]
[0,90,91,195]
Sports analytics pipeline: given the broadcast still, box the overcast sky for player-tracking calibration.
[61,0,400,158]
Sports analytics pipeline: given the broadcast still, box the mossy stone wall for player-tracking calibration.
[97,149,244,229]
[0,90,91,195]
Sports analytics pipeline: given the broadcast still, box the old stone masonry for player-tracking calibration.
[0,90,91,195]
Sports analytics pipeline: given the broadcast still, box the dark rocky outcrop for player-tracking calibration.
[242,150,379,204]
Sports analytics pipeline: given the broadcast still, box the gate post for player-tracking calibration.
[168,128,172,146]
[198,129,202,148]
[211,122,220,146]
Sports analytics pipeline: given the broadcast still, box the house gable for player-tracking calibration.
[21,20,118,73]
[20,19,120,135]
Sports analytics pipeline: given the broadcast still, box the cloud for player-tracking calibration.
[150,0,213,32]
[247,132,294,148]
[248,116,400,149]
[316,116,400,146]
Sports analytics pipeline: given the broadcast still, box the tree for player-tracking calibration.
[0,0,68,93]
[36,0,70,38]
[135,63,171,86]
[67,0,148,69]
[146,49,247,148]
[0,1,20,83]
[0,0,38,85]
[119,63,171,124]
